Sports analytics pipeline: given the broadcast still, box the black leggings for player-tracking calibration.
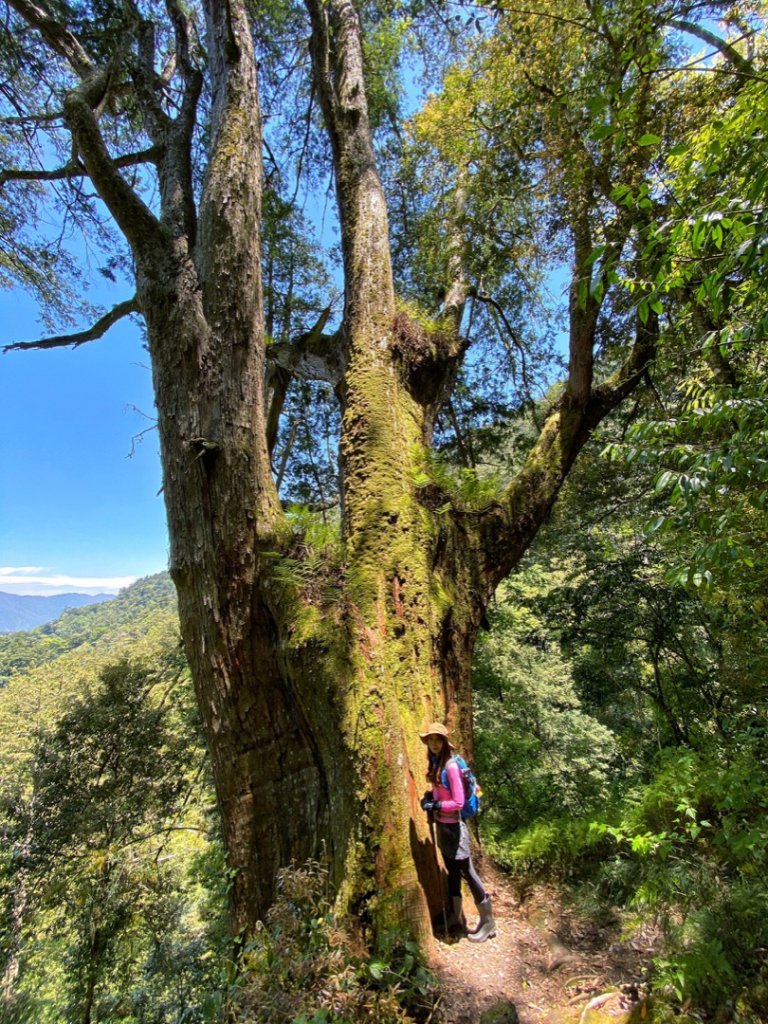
[444,854,486,905]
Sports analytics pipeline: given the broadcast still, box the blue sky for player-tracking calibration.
[1,286,169,596]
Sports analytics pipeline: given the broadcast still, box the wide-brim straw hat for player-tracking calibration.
[419,721,455,748]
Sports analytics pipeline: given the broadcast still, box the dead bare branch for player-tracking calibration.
[4,297,140,352]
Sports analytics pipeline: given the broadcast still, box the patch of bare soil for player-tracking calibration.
[429,861,656,1024]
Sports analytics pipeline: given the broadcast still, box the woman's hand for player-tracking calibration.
[420,791,441,812]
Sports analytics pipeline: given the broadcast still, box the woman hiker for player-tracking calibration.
[419,722,496,942]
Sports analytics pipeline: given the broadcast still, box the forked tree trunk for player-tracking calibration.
[48,0,656,947]
[119,0,471,940]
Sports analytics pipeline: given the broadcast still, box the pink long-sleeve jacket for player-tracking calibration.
[432,758,464,824]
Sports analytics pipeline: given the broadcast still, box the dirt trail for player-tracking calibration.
[429,862,653,1024]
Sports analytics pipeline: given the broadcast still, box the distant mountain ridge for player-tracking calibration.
[0,590,113,634]
[0,574,176,687]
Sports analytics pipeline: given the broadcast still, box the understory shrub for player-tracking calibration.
[483,814,614,879]
[217,861,439,1024]
[490,731,768,1020]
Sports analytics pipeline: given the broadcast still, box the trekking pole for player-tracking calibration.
[428,813,449,936]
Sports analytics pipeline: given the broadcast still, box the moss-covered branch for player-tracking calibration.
[479,311,659,591]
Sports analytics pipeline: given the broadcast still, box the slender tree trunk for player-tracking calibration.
[80,924,107,1024]
[0,854,27,1008]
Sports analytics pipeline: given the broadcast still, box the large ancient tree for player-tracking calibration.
[2,0,747,943]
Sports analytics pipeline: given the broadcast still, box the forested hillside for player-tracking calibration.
[0,576,227,1022]
[0,575,177,687]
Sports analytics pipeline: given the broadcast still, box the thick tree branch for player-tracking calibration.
[588,308,658,414]
[476,310,659,593]
[265,309,342,454]
[123,0,202,243]
[668,19,752,75]
[266,366,292,456]
[566,190,598,406]
[197,0,264,326]
[0,111,63,125]
[3,297,140,352]
[166,0,193,74]
[0,161,86,185]
[304,0,340,145]
[7,0,92,78]
[304,0,394,326]
[63,74,165,256]
[275,414,299,490]
[165,0,204,143]
[266,310,342,387]
[155,0,203,243]
[123,0,173,139]
[440,182,470,331]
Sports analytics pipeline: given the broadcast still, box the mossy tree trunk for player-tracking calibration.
[9,0,657,946]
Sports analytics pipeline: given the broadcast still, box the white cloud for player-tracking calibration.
[0,569,137,597]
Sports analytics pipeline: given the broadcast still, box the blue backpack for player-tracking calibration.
[441,755,482,820]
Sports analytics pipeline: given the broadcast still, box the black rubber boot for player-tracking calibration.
[467,896,496,942]
[446,895,467,934]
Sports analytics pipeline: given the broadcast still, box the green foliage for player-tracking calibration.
[408,0,687,343]
[601,64,768,603]
[285,506,344,555]
[413,448,504,512]
[362,15,411,130]
[0,582,226,1024]
[219,861,438,1024]
[487,816,611,880]
[640,76,768,337]
[606,377,768,596]
[589,731,768,1015]
[480,727,768,1015]
[474,570,618,838]
[29,659,193,850]
[0,656,223,1023]
[472,347,767,1019]
[267,508,346,615]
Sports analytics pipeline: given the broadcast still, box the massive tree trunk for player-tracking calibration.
[8,0,657,946]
